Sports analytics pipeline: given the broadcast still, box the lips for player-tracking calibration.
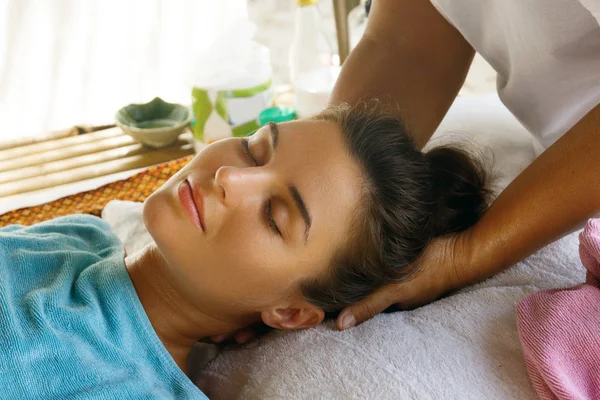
[178,179,205,232]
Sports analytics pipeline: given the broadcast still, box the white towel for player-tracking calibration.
[102,95,581,399]
[196,230,583,400]
[101,200,154,256]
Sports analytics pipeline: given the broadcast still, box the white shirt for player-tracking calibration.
[430,0,600,148]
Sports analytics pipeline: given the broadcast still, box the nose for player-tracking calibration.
[214,165,278,206]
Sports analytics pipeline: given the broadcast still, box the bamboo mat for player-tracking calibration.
[0,154,191,227]
[0,126,194,198]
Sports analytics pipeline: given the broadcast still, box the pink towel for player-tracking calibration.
[517,219,600,400]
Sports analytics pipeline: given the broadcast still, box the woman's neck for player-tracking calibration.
[124,244,249,374]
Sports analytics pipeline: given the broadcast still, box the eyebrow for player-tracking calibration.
[288,184,312,244]
[268,122,279,150]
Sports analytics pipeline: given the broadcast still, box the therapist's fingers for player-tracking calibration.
[209,323,272,345]
[209,328,255,345]
[233,327,257,344]
[210,335,227,343]
[336,284,398,330]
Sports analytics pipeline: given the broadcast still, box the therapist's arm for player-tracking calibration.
[330,0,474,149]
[464,103,600,281]
[338,103,600,329]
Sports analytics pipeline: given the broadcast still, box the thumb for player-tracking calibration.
[336,287,394,330]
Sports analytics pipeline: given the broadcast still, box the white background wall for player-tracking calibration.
[0,0,494,141]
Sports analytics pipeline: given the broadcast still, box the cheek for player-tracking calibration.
[208,228,298,302]
[179,248,294,311]
[217,213,268,250]
[214,216,331,290]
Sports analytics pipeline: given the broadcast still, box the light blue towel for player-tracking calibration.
[0,215,208,400]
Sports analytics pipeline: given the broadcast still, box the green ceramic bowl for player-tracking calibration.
[115,97,192,148]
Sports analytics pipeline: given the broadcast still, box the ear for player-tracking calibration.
[261,304,325,330]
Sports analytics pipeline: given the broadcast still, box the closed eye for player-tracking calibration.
[241,138,258,166]
[265,199,282,236]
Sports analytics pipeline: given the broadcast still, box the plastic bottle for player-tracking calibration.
[289,0,340,118]
[189,20,273,149]
[288,0,332,84]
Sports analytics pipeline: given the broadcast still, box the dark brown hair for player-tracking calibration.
[301,103,490,313]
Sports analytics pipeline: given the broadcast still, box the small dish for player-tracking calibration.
[115,97,192,148]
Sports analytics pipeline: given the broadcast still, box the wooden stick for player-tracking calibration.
[0,142,194,198]
[0,128,125,161]
[0,124,115,151]
[0,134,137,173]
[0,142,152,184]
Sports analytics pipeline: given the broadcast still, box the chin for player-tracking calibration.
[143,186,200,268]
[142,188,178,246]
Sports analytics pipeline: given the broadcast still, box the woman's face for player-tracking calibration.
[143,119,364,327]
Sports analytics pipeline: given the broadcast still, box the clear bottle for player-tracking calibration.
[288,0,332,84]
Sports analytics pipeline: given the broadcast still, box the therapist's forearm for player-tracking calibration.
[329,0,474,149]
[461,103,600,284]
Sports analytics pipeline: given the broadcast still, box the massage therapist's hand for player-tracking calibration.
[210,326,261,345]
[210,322,276,345]
[336,231,474,330]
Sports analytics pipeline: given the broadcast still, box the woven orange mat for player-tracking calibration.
[0,155,192,227]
